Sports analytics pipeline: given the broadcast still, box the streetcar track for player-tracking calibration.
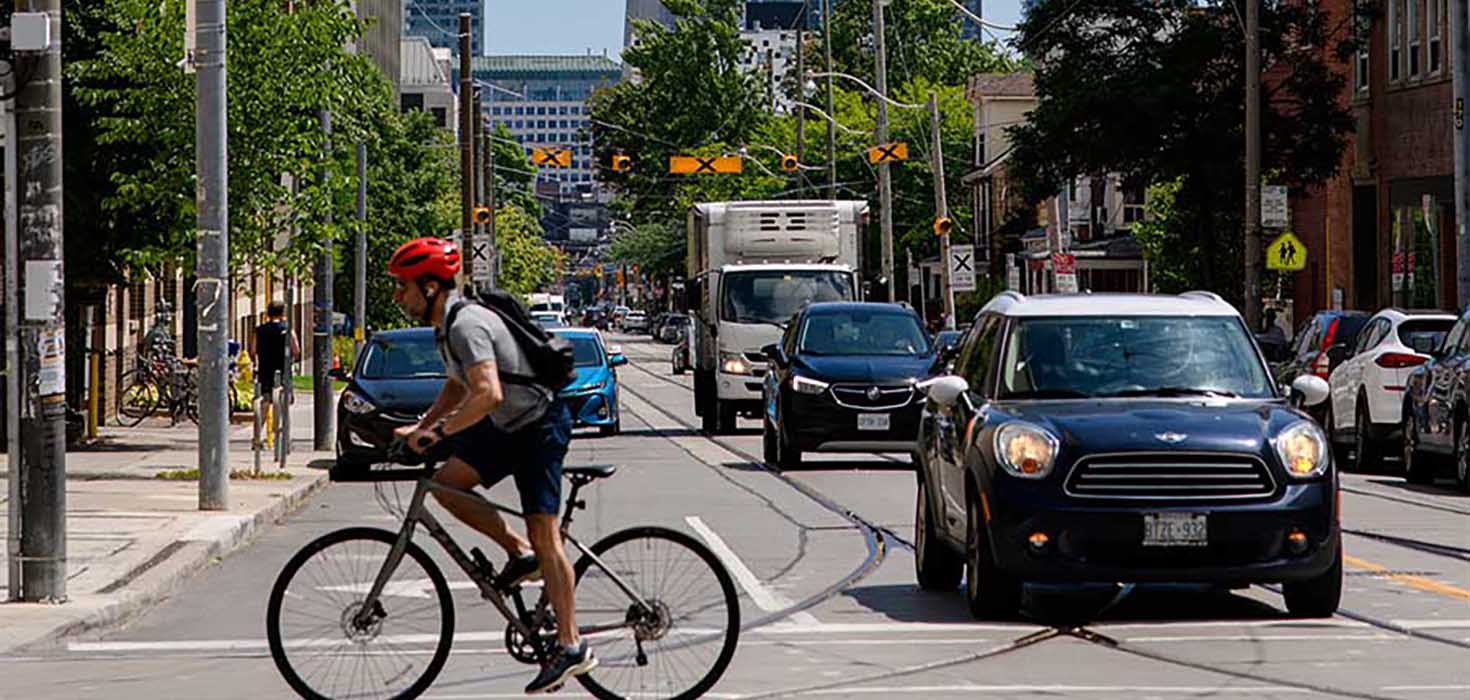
[1342,528,1470,563]
[1341,485,1470,517]
[616,342,1470,698]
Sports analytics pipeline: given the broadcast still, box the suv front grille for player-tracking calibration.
[1064,453,1276,501]
[830,385,915,410]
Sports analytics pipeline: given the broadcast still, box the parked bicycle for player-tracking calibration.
[265,438,741,700]
[117,349,243,427]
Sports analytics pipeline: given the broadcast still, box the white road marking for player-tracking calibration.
[793,685,1316,696]
[1123,633,1399,643]
[684,515,820,626]
[758,622,1032,634]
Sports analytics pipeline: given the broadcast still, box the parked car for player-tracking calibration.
[657,313,690,344]
[623,310,651,335]
[1326,309,1457,470]
[1401,310,1470,490]
[672,325,693,375]
[914,291,1339,620]
[581,308,609,330]
[332,328,444,479]
[1271,311,1371,425]
[531,311,566,330]
[761,303,937,468]
[550,328,627,436]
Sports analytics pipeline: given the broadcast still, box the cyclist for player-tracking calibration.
[253,302,300,447]
[386,237,593,695]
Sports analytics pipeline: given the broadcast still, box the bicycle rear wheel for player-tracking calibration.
[572,526,740,700]
[266,527,455,700]
[116,369,157,427]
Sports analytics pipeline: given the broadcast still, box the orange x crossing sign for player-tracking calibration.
[669,155,742,174]
[532,147,573,167]
[867,142,909,164]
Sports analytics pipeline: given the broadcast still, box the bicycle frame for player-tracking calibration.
[354,471,655,643]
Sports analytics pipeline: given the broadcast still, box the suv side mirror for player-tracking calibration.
[609,353,628,367]
[1290,375,1329,408]
[762,342,786,367]
[917,375,969,407]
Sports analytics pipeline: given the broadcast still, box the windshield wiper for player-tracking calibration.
[1000,389,1094,399]
[1100,387,1241,398]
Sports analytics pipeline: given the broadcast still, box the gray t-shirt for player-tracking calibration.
[437,293,551,432]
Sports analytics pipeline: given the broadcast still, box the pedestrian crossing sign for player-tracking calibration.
[1266,231,1306,272]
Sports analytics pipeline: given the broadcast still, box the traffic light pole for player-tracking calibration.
[196,0,230,510]
[312,109,334,452]
[873,0,895,302]
[486,118,498,289]
[1243,0,1263,329]
[823,0,836,200]
[459,14,473,251]
[930,93,955,331]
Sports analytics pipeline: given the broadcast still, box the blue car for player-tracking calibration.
[550,328,627,435]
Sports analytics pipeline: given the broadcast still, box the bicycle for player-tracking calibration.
[265,438,742,700]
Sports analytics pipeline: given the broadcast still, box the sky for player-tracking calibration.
[482,0,1026,58]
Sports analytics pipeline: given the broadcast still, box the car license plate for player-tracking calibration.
[857,413,890,431]
[1142,512,1208,547]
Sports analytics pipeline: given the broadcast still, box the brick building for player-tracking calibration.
[1289,0,1457,323]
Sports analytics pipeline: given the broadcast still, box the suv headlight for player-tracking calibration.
[791,375,830,395]
[341,389,375,415]
[1274,420,1329,479]
[994,422,1060,479]
[720,352,752,375]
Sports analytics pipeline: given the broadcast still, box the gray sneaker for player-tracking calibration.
[525,641,597,695]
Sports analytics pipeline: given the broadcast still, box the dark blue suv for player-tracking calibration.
[914,291,1340,619]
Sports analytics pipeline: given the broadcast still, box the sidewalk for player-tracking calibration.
[0,396,335,654]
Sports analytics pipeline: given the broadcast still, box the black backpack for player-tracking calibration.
[443,288,578,393]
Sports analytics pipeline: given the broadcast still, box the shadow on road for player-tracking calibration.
[720,459,913,474]
[1362,476,1469,498]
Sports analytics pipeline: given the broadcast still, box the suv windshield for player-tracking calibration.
[798,310,930,356]
[998,316,1273,399]
[721,270,853,325]
[358,335,445,379]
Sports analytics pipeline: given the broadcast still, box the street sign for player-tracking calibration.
[532,147,572,167]
[950,247,976,293]
[1262,185,1289,229]
[866,142,909,164]
[669,155,742,174]
[1053,253,1078,293]
[469,238,493,285]
[1266,231,1307,272]
[1006,254,1020,291]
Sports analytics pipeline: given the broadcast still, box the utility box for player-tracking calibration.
[11,13,51,52]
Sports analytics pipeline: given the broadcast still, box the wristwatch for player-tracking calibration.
[432,423,448,440]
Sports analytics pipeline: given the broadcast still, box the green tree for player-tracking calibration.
[495,206,564,297]
[608,221,685,281]
[1006,0,1353,301]
[825,0,1018,87]
[70,0,386,279]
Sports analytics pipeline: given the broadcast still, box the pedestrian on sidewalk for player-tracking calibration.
[386,237,594,695]
[254,301,300,448]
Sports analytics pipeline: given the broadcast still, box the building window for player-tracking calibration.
[1429,0,1443,74]
[1408,0,1420,76]
[1390,0,1402,81]
[430,107,447,128]
[401,92,424,112]
[1355,0,1370,92]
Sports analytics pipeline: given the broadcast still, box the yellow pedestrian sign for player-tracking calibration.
[1267,231,1307,272]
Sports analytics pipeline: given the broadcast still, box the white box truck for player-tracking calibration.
[686,200,868,433]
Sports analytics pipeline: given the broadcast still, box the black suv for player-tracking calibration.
[761,303,938,468]
[914,292,1340,619]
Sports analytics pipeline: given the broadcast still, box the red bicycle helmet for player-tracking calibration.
[388,237,461,283]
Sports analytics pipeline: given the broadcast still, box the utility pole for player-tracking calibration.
[14,0,68,599]
[459,13,473,249]
[195,0,229,510]
[795,0,806,168]
[473,88,484,290]
[4,40,19,601]
[354,142,367,358]
[312,109,334,451]
[929,93,955,331]
[1453,0,1469,310]
[1243,0,1262,329]
[485,116,498,289]
[873,0,895,302]
[823,0,836,199]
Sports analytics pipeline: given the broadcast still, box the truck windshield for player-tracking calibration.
[720,270,853,325]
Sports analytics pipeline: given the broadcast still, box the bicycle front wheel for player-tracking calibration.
[116,369,156,427]
[573,526,740,700]
[266,527,455,700]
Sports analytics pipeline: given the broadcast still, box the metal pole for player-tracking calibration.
[312,109,334,451]
[473,90,484,291]
[1243,0,1262,329]
[195,0,229,516]
[1453,0,1470,310]
[930,93,955,331]
[282,181,295,460]
[873,0,895,302]
[485,117,497,290]
[16,0,68,599]
[459,14,473,248]
[5,70,21,601]
[795,1,806,169]
[354,142,367,358]
[823,0,836,199]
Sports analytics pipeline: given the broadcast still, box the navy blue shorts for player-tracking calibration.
[450,401,572,516]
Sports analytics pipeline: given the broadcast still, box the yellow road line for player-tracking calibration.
[1344,554,1470,601]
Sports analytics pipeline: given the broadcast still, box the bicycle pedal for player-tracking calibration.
[547,683,565,694]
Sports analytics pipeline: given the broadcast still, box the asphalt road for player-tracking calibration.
[2,334,1468,700]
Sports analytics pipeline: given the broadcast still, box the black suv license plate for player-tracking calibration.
[1142,512,1208,547]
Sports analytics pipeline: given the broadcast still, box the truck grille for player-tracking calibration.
[1064,453,1276,501]
[830,385,914,411]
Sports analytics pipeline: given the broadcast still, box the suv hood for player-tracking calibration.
[999,399,1304,456]
[795,354,935,384]
[351,376,443,414]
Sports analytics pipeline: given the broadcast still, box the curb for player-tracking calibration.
[2,470,330,654]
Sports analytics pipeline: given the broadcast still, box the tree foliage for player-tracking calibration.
[1007,0,1353,300]
[495,206,564,297]
[825,0,1018,87]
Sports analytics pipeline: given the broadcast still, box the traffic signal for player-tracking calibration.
[472,206,492,225]
[933,216,953,236]
[611,154,632,172]
[781,154,799,172]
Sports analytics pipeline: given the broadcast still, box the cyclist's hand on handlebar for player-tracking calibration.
[405,427,440,454]
[392,424,418,443]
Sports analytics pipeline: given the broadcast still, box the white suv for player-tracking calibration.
[1326,308,1458,469]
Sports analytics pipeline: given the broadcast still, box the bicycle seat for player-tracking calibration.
[564,464,617,481]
